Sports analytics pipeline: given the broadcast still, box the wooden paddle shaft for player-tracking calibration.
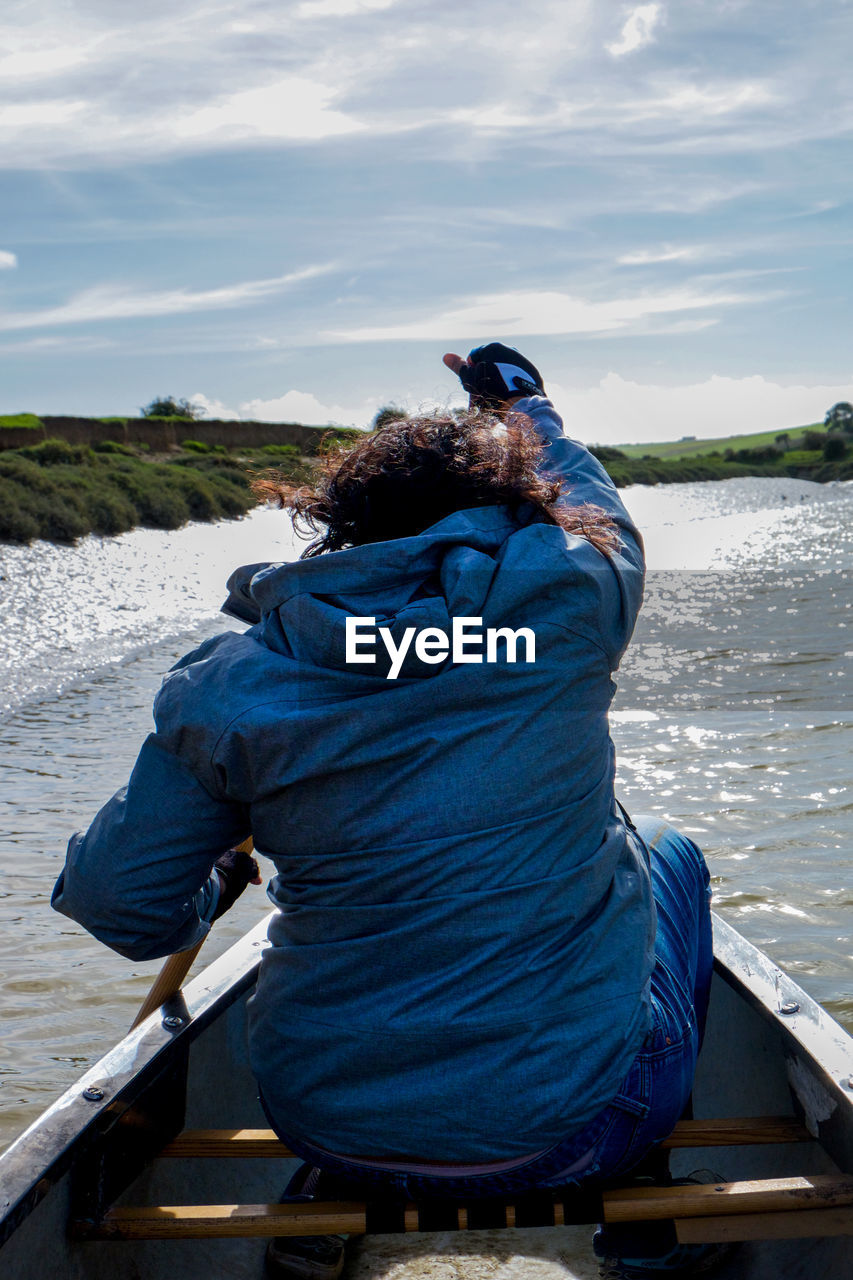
[130,836,255,1031]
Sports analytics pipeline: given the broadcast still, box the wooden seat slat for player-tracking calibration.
[158,1116,810,1160]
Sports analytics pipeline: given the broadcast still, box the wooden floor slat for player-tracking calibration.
[603,1174,853,1223]
[676,1207,853,1243]
[74,1201,372,1241]
[73,1175,853,1241]
[158,1116,810,1160]
[159,1129,294,1158]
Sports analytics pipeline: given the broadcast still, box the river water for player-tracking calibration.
[0,480,851,1153]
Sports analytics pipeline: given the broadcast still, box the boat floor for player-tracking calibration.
[344,1227,597,1280]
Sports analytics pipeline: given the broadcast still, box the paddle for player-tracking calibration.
[130,836,255,1030]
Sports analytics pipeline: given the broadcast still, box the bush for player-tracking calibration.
[0,479,41,541]
[141,396,202,420]
[801,429,826,451]
[16,438,94,466]
[83,489,138,536]
[181,439,211,453]
[589,446,628,462]
[261,443,301,457]
[823,434,848,461]
[93,440,135,455]
[305,429,361,456]
[372,405,409,430]
[172,471,222,520]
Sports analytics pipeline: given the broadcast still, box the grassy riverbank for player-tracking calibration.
[0,438,317,545]
[590,445,853,486]
[1,427,851,547]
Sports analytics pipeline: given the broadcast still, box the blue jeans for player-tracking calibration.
[269,816,713,1201]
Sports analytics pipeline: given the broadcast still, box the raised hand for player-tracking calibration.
[443,342,545,409]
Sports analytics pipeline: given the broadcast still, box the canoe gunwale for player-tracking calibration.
[711,913,853,1174]
[2,911,852,1253]
[0,913,273,1249]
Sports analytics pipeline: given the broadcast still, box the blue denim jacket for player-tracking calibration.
[52,397,654,1161]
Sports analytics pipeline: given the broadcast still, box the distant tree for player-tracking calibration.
[775,432,790,448]
[823,433,848,461]
[371,404,409,431]
[735,445,777,463]
[801,429,826,451]
[141,396,203,420]
[825,402,853,434]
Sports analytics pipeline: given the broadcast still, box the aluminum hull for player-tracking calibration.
[1,912,851,1279]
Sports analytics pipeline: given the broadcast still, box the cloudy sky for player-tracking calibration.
[1,0,852,443]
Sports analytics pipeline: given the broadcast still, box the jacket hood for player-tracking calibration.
[222,505,535,679]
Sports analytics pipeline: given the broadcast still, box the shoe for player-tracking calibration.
[265,1233,346,1280]
[593,1170,735,1279]
[264,1163,347,1280]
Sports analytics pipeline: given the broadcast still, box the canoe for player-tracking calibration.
[1,911,851,1279]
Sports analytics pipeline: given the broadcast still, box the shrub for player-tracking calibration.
[16,438,94,466]
[590,446,628,462]
[172,471,222,520]
[93,440,135,455]
[181,439,211,453]
[141,396,202,420]
[111,469,190,528]
[261,443,302,457]
[83,490,138,536]
[372,405,409,431]
[823,433,847,461]
[0,479,41,542]
[305,429,361,456]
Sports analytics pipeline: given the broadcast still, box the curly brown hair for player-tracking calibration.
[251,410,620,558]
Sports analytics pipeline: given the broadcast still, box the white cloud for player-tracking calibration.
[325,284,761,343]
[0,99,86,128]
[550,372,852,445]
[618,245,705,266]
[0,251,17,269]
[297,0,396,17]
[0,46,90,77]
[0,265,334,332]
[240,389,378,428]
[607,4,662,58]
[174,80,364,144]
[190,392,240,421]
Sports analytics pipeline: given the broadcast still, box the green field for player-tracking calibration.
[0,413,44,430]
[615,422,825,460]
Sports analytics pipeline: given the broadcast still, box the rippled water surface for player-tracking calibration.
[1,481,851,1153]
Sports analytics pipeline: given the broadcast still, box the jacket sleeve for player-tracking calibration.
[51,730,250,962]
[514,394,645,666]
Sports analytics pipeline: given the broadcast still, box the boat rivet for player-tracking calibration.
[779,1001,800,1016]
[82,1086,104,1102]
[162,1014,184,1030]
